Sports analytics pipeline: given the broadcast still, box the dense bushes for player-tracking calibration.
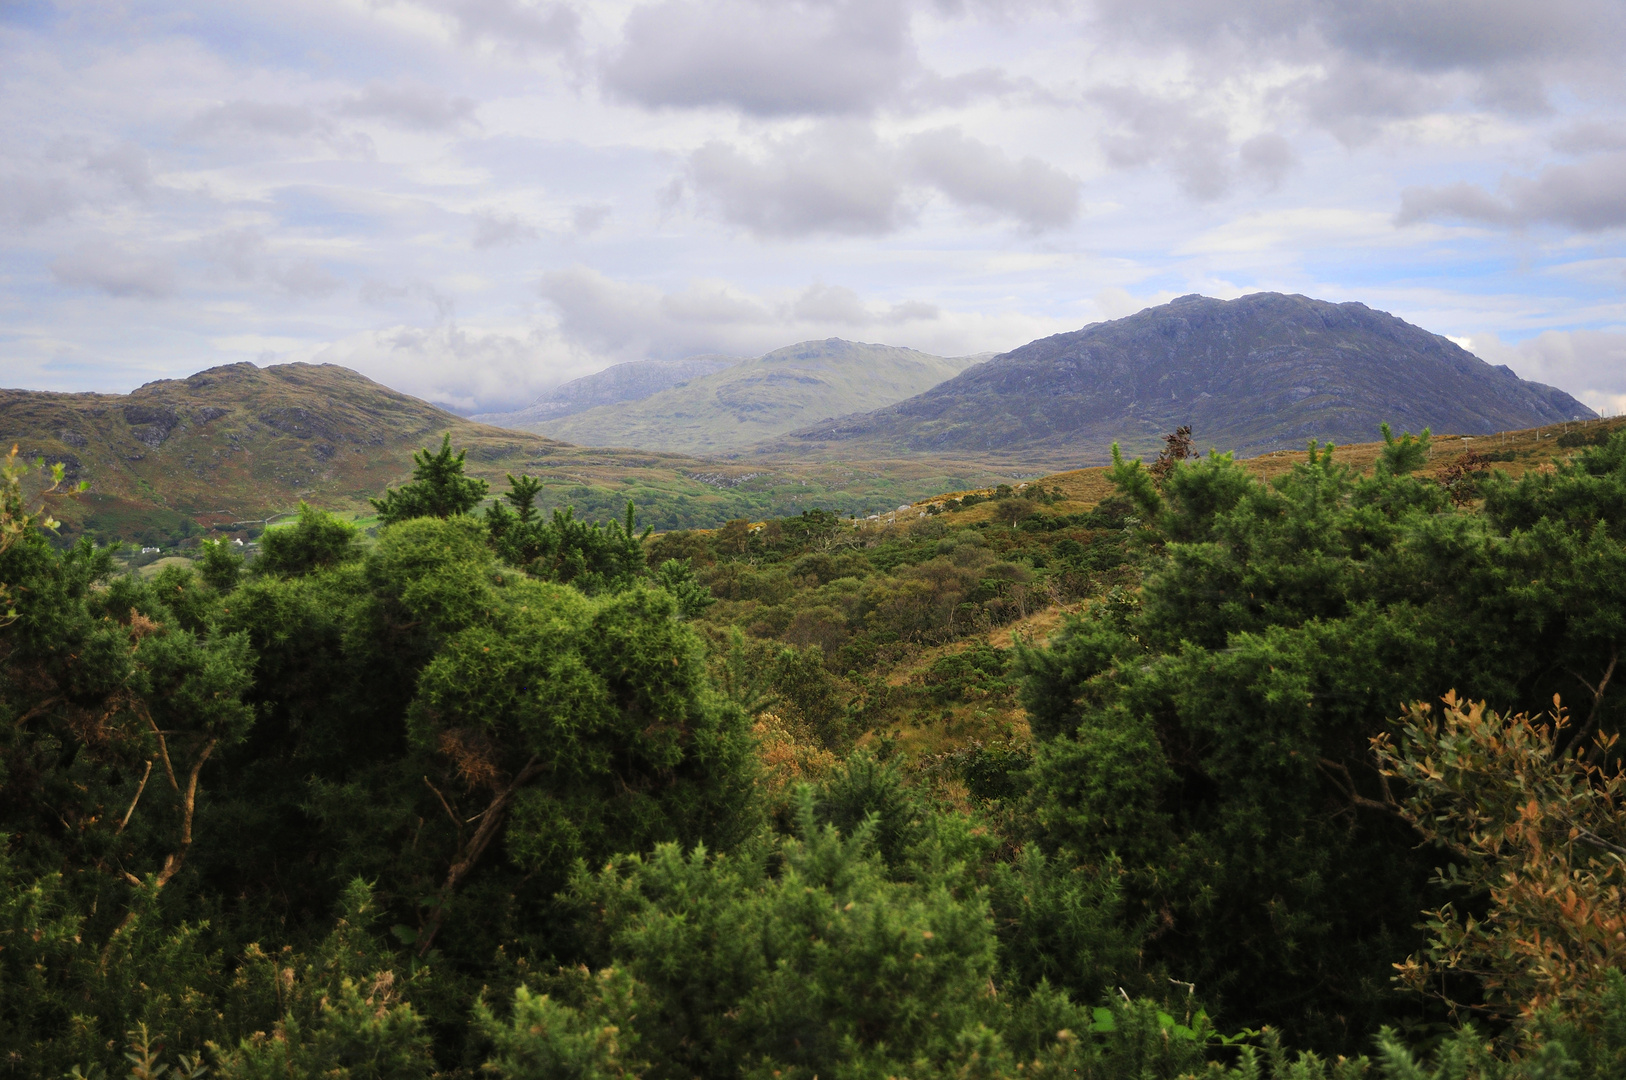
[5,430,1626,1076]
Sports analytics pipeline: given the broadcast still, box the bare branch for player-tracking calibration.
[154,738,216,889]
[116,760,154,835]
[1318,756,1395,813]
[142,706,179,792]
[422,775,462,833]
[417,755,545,957]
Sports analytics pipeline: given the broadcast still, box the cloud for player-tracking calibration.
[601,0,914,116]
[0,173,79,229]
[687,123,912,237]
[1089,86,1235,200]
[1238,132,1297,189]
[181,100,375,157]
[904,128,1081,231]
[51,243,178,300]
[85,142,153,197]
[1551,122,1626,155]
[199,229,344,298]
[295,323,562,414]
[470,209,541,248]
[335,81,479,131]
[1397,153,1626,231]
[570,204,610,235]
[684,122,1078,237]
[415,0,581,55]
[1464,328,1626,416]
[537,265,952,361]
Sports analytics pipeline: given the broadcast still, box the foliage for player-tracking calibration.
[371,434,490,524]
[1376,694,1626,1028]
[254,501,359,576]
[1017,426,1626,1050]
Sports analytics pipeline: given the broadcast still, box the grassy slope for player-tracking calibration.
[709,414,1626,771]
[2,361,1025,543]
[519,340,984,454]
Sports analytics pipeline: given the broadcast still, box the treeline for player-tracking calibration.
[1,427,1625,1078]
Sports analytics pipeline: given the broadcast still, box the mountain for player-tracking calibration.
[471,354,743,426]
[781,293,1596,465]
[495,339,987,455]
[0,361,1016,544]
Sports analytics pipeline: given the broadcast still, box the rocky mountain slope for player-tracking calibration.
[781,293,1596,466]
[497,339,986,454]
[471,354,742,426]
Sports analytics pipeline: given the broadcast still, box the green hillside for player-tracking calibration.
[0,361,1020,546]
[516,339,985,454]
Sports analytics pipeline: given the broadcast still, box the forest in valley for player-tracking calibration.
[3,422,1626,1079]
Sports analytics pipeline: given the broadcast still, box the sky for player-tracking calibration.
[2,0,1625,417]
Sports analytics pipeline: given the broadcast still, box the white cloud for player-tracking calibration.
[1463,328,1626,416]
[51,243,178,300]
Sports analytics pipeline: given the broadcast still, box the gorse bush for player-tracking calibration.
[4,429,1626,1077]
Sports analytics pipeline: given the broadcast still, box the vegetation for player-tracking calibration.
[5,422,1626,1078]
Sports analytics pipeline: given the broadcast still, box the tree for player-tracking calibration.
[1017,425,1626,1050]
[371,434,490,524]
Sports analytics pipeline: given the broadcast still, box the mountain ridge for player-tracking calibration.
[471,354,744,427]
[500,338,987,455]
[776,293,1595,465]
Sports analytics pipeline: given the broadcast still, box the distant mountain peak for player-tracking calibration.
[780,291,1594,466]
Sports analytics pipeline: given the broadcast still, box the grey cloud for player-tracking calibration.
[182,101,375,157]
[52,244,177,300]
[687,122,1080,237]
[1397,154,1626,232]
[1091,86,1233,200]
[335,82,479,131]
[1552,122,1626,155]
[1297,60,1446,145]
[200,229,344,298]
[425,0,580,54]
[0,173,78,228]
[602,0,914,116]
[1085,0,1623,144]
[471,209,541,248]
[688,124,911,237]
[905,128,1080,231]
[571,204,610,235]
[85,143,153,197]
[1238,133,1297,189]
[360,280,458,322]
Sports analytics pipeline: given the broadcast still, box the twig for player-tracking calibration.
[1564,646,1619,759]
[141,706,179,791]
[1318,757,1395,812]
[417,755,546,957]
[10,696,60,728]
[422,776,462,833]
[116,760,154,834]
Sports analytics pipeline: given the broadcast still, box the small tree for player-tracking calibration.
[371,434,490,524]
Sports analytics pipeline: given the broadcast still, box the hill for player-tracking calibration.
[0,361,1017,545]
[502,339,986,454]
[470,354,742,426]
[779,293,1596,466]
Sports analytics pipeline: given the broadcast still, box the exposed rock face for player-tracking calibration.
[785,293,1596,463]
[123,405,180,448]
